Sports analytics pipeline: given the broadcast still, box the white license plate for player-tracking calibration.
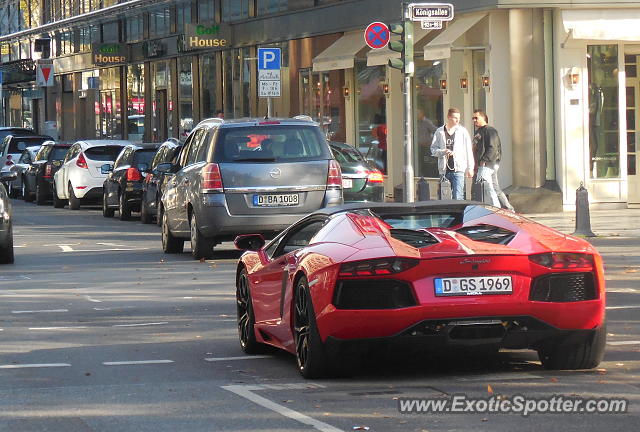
[342,178,353,189]
[434,276,513,296]
[253,193,299,207]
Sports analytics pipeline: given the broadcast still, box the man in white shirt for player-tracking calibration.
[430,108,474,200]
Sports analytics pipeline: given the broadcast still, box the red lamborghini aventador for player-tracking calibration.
[234,202,606,378]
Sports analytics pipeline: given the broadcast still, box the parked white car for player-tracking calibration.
[53,140,130,209]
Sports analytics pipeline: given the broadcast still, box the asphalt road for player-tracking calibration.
[1,199,639,431]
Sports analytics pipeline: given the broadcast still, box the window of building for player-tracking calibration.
[222,0,249,22]
[178,57,194,139]
[79,25,99,52]
[413,59,444,178]
[354,61,387,173]
[126,64,145,142]
[299,68,345,142]
[222,47,253,118]
[588,45,620,179]
[97,67,122,139]
[102,21,119,43]
[200,53,220,118]
[126,15,143,42]
[176,1,192,33]
[198,0,215,22]
[149,7,171,37]
[257,0,287,15]
[151,61,173,142]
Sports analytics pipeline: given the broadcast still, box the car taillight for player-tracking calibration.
[126,167,142,181]
[44,164,52,178]
[76,152,88,169]
[202,163,223,192]
[529,253,594,270]
[339,258,419,277]
[327,160,342,189]
[5,155,14,166]
[367,169,384,183]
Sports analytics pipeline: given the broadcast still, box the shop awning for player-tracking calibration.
[366,27,431,67]
[312,32,368,72]
[563,9,640,41]
[423,13,486,60]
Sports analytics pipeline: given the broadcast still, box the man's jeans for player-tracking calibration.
[476,166,500,207]
[445,171,465,200]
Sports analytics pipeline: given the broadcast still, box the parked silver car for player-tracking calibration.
[0,170,16,264]
[9,145,44,201]
[158,117,343,259]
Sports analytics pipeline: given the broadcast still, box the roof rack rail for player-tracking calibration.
[293,115,314,122]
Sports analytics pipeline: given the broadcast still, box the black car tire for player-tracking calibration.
[189,212,214,260]
[294,276,331,378]
[102,191,115,217]
[52,184,65,208]
[35,181,46,205]
[162,210,184,254]
[538,323,607,370]
[22,178,33,203]
[236,268,263,354]
[119,191,131,221]
[68,184,80,210]
[140,199,152,224]
[0,223,14,264]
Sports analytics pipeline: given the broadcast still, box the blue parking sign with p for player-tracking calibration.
[258,48,281,70]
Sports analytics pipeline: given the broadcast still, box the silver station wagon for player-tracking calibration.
[159,117,343,259]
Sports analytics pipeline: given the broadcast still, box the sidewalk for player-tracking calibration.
[523,208,640,238]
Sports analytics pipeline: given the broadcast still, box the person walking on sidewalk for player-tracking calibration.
[471,109,515,211]
[431,108,474,200]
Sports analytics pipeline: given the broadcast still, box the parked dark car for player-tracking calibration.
[0,170,16,264]
[158,117,343,260]
[102,143,161,221]
[0,127,37,143]
[1,134,53,197]
[140,139,182,225]
[329,141,384,202]
[22,141,71,205]
[9,146,43,201]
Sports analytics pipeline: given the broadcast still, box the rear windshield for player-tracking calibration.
[331,145,365,164]
[8,137,48,154]
[85,146,124,161]
[51,146,70,160]
[214,125,331,163]
[378,212,462,229]
[133,149,157,166]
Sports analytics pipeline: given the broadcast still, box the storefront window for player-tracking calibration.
[223,48,253,118]
[588,45,620,179]
[126,64,145,142]
[178,57,194,139]
[200,53,219,118]
[299,69,345,142]
[151,61,173,142]
[97,67,122,139]
[355,61,386,173]
[413,60,444,178]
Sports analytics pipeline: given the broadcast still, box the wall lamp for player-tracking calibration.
[567,67,580,89]
[343,86,350,98]
[382,82,390,95]
[459,73,468,91]
[439,74,448,94]
[482,75,490,89]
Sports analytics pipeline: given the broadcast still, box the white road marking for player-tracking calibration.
[11,309,68,314]
[113,322,169,327]
[606,305,640,310]
[59,245,74,252]
[0,275,31,281]
[85,296,102,303]
[29,326,88,330]
[96,242,127,247]
[0,363,71,369]
[204,355,272,362]
[608,341,640,346]
[222,384,342,432]
[43,243,80,247]
[608,288,639,293]
[93,306,134,311]
[103,360,174,366]
[456,373,544,382]
[61,247,149,253]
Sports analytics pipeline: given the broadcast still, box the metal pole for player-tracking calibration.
[267,97,272,118]
[403,74,414,202]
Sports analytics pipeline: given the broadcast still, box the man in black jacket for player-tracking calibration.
[472,110,515,211]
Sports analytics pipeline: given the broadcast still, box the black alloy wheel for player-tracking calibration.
[119,190,131,221]
[294,277,330,378]
[68,184,80,210]
[161,210,184,254]
[236,269,261,354]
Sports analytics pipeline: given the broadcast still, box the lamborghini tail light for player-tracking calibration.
[339,258,419,277]
[529,253,594,270]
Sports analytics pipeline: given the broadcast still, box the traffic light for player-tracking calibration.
[387,22,414,76]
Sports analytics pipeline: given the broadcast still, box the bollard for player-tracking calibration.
[572,182,596,237]
[417,177,430,201]
[394,184,404,203]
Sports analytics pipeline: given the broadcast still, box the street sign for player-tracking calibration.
[36,61,54,87]
[364,22,390,49]
[258,48,281,70]
[421,20,443,30]
[258,47,281,98]
[408,3,454,22]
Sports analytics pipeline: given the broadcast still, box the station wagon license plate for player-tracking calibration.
[434,276,513,296]
[342,178,353,189]
[253,193,299,207]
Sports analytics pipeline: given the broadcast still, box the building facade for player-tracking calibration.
[1,0,639,211]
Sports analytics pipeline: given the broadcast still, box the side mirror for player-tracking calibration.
[100,163,113,174]
[137,162,149,173]
[234,234,266,251]
[0,171,17,182]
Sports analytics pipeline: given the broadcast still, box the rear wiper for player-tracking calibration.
[231,157,277,162]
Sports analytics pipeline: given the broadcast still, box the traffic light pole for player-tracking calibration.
[402,5,414,203]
